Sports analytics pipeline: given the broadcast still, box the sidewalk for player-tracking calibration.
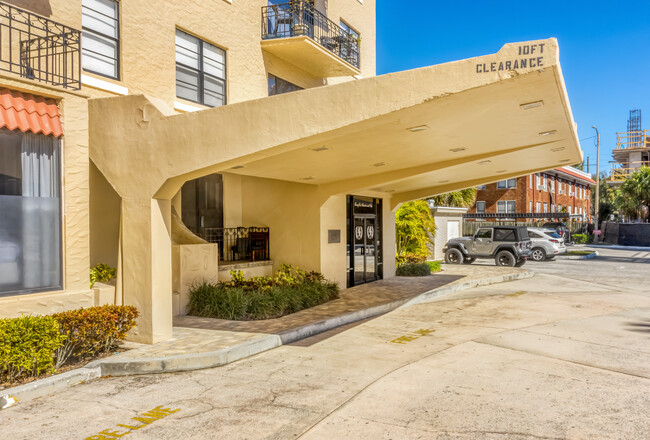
[2,265,533,408]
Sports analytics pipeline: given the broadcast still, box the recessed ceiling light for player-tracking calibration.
[439,180,450,183]
[539,130,557,136]
[478,160,491,165]
[449,147,467,152]
[520,100,544,110]
[231,165,244,169]
[551,146,565,152]
[300,176,315,181]
[560,159,571,163]
[311,146,329,152]
[373,162,387,167]
[407,125,429,132]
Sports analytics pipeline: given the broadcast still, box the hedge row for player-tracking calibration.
[0,305,138,383]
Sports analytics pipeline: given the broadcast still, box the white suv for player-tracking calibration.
[527,227,566,261]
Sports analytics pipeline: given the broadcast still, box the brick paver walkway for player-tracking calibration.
[114,265,526,361]
[173,273,464,334]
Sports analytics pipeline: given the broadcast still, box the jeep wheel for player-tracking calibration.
[531,247,546,261]
[463,257,476,265]
[495,250,516,267]
[445,248,464,264]
[515,259,526,267]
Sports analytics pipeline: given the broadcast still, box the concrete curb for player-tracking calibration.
[581,244,650,251]
[0,269,533,408]
[1,367,101,410]
[555,251,599,260]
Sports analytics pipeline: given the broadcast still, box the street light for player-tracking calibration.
[592,126,600,243]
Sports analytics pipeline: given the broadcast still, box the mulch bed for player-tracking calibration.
[0,347,129,391]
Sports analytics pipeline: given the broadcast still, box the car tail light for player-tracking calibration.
[550,239,559,243]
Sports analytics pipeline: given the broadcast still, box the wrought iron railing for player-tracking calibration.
[202,227,270,263]
[0,2,81,89]
[261,1,360,69]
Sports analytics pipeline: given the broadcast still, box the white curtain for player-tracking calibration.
[20,133,62,290]
[21,133,61,198]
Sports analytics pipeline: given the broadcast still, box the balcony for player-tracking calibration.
[609,161,650,183]
[0,2,80,90]
[615,130,650,151]
[261,1,360,78]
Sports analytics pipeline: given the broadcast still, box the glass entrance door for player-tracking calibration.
[347,196,383,287]
[353,216,377,285]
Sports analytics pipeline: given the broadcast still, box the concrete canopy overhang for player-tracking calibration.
[91,38,581,207]
[89,38,582,343]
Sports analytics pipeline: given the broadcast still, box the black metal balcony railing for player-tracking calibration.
[261,1,360,69]
[202,227,270,263]
[0,2,81,90]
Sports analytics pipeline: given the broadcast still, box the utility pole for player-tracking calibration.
[592,126,600,243]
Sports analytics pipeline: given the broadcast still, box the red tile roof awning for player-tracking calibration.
[0,88,63,137]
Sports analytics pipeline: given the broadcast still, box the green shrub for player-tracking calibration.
[396,262,431,277]
[426,260,441,273]
[189,266,339,320]
[0,316,66,382]
[396,252,428,266]
[53,305,139,367]
[90,263,116,288]
[572,233,593,244]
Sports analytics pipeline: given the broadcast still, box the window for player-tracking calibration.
[494,228,516,242]
[529,174,533,189]
[535,174,540,187]
[477,185,486,190]
[551,204,556,213]
[568,206,572,214]
[82,0,120,78]
[0,129,62,296]
[529,231,541,239]
[268,74,303,96]
[475,228,492,239]
[476,201,486,213]
[536,202,541,213]
[543,203,548,213]
[339,20,360,67]
[529,201,532,213]
[176,29,226,107]
[497,178,516,189]
[497,200,515,214]
[550,176,555,192]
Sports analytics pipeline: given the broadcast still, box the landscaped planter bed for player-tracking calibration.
[188,265,339,320]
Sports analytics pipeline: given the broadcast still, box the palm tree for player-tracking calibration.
[428,187,477,208]
[615,167,650,221]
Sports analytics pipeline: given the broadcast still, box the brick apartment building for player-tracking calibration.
[468,166,595,222]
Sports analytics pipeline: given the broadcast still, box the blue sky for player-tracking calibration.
[376,1,650,176]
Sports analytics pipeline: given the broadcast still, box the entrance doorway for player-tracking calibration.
[347,196,383,287]
[181,174,223,237]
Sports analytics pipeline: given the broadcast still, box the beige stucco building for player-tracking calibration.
[0,0,583,343]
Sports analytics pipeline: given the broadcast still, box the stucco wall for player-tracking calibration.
[0,76,92,318]
[25,0,374,107]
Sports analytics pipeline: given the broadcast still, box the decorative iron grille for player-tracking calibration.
[261,1,360,69]
[0,2,81,89]
[202,227,270,263]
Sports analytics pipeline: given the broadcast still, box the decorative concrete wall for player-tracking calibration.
[172,244,219,316]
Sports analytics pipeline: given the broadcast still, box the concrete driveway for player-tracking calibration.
[2,247,649,439]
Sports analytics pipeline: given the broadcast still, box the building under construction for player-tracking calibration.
[610,109,650,184]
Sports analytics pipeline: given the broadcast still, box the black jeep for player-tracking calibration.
[443,226,532,267]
